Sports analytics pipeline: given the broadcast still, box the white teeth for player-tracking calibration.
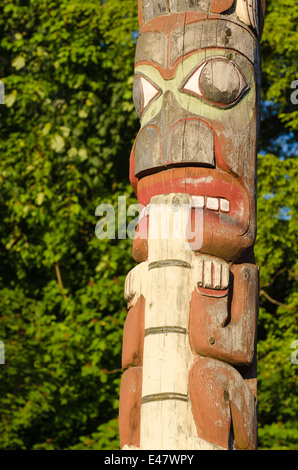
[206,197,219,211]
[191,196,230,213]
[191,196,204,208]
[220,198,230,213]
[140,197,230,222]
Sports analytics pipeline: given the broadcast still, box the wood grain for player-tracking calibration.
[120,0,265,450]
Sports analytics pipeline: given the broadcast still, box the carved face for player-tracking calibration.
[130,12,261,262]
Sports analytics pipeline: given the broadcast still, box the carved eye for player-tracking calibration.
[181,59,249,107]
[133,74,162,118]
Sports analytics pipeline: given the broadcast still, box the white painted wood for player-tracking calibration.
[140,76,159,108]
[182,63,205,97]
[213,261,222,289]
[206,196,219,211]
[136,194,232,450]
[220,198,230,213]
[142,333,192,397]
[145,266,192,328]
[203,258,213,287]
[221,262,230,290]
[236,0,258,31]
[124,261,148,308]
[236,0,251,25]
[194,256,203,287]
[141,400,225,450]
[191,195,204,208]
[141,194,196,449]
[139,194,230,450]
[148,193,193,262]
[141,400,191,450]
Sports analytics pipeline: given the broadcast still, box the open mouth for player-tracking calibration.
[136,166,247,218]
[133,165,253,246]
[139,195,230,223]
[132,167,254,262]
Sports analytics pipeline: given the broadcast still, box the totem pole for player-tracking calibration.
[119,0,265,451]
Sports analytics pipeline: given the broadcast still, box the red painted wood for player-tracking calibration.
[119,367,142,449]
[122,295,145,369]
[210,0,234,13]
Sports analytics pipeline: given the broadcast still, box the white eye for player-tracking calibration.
[133,74,162,118]
[181,59,249,108]
[181,63,205,98]
[140,76,160,109]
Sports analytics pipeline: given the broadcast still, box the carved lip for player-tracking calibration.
[136,167,250,232]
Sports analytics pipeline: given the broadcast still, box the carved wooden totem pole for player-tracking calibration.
[119,0,266,451]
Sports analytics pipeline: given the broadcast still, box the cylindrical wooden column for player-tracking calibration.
[119,0,266,451]
[140,194,195,450]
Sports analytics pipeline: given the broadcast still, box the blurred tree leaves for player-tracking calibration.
[257,0,298,450]
[0,0,139,450]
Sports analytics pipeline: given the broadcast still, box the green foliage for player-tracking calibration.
[257,0,298,449]
[0,0,139,450]
[0,0,296,450]
[256,152,298,450]
[260,0,298,152]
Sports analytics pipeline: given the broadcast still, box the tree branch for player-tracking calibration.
[260,289,295,310]
[261,267,289,289]
[55,263,67,299]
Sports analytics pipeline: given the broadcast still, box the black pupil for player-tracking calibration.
[200,60,241,105]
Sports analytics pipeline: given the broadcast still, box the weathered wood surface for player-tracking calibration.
[119,0,265,450]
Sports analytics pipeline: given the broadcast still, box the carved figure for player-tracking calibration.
[119,0,266,450]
